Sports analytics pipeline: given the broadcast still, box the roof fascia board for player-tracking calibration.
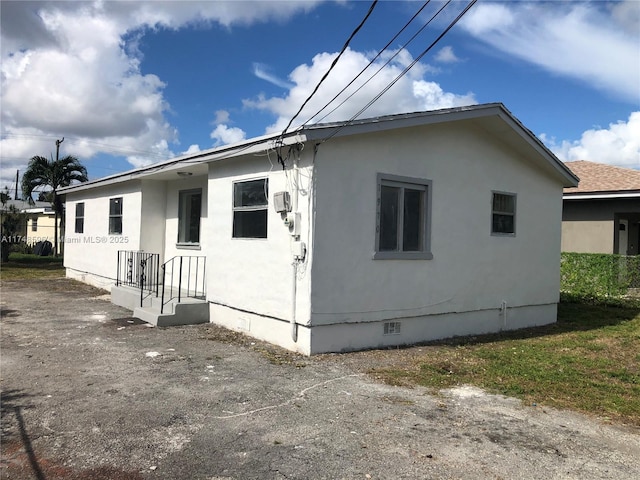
[492,110,579,187]
[564,192,640,200]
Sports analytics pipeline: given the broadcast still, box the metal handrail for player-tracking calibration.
[160,256,206,314]
[116,250,160,306]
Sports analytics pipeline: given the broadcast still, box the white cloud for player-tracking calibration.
[214,110,231,124]
[460,1,640,101]
[182,144,202,156]
[210,125,247,146]
[253,62,294,89]
[0,1,323,185]
[434,46,460,64]
[244,47,476,133]
[543,112,640,168]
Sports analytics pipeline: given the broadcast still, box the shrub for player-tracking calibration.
[561,252,640,303]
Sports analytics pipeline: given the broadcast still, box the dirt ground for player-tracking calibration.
[1,277,639,480]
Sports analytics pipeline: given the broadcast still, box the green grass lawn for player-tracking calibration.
[0,253,65,280]
[371,300,640,426]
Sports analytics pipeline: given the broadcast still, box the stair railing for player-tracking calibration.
[116,250,160,306]
[161,256,206,314]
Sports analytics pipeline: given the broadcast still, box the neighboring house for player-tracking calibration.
[562,161,640,255]
[23,205,60,246]
[59,103,578,354]
[1,199,52,241]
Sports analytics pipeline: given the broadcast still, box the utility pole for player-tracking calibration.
[14,170,19,200]
[54,137,64,256]
[56,137,64,162]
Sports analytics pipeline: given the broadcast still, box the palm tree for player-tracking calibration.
[22,154,88,256]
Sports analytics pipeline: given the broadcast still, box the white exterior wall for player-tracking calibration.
[140,180,167,258]
[206,153,314,353]
[64,182,142,289]
[309,123,564,352]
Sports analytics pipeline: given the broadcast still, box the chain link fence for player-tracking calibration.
[561,253,640,302]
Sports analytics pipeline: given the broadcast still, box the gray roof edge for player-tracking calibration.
[59,102,579,193]
[301,103,507,140]
[493,108,579,187]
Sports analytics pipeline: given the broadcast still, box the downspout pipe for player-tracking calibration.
[290,146,301,342]
[291,261,298,342]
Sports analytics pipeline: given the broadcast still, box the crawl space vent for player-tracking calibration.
[383,321,401,335]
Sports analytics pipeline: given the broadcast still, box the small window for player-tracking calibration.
[75,203,84,234]
[31,217,38,232]
[491,192,516,235]
[375,174,432,260]
[233,179,268,238]
[383,321,402,335]
[178,189,202,244]
[109,197,123,235]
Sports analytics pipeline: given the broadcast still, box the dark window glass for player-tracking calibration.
[109,198,123,234]
[492,193,516,234]
[178,190,202,243]
[493,193,514,214]
[493,214,514,234]
[234,179,268,207]
[75,202,84,234]
[233,210,268,239]
[379,185,399,251]
[402,189,423,251]
[233,179,268,238]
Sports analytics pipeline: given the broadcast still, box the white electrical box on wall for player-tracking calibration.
[274,191,291,213]
[284,212,301,236]
[292,241,306,260]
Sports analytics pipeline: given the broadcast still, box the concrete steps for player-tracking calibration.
[111,284,209,327]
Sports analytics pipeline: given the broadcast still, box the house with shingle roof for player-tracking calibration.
[562,160,640,255]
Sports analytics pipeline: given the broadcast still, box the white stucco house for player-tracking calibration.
[60,103,579,354]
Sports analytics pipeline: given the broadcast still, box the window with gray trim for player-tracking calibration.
[375,174,432,260]
[233,178,268,238]
[31,217,38,232]
[178,189,202,244]
[109,197,123,235]
[491,192,516,235]
[75,202,84,233]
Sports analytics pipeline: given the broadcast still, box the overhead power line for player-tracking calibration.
[279,0,379,138]
[319,0,478,144]
[303,0,433,127]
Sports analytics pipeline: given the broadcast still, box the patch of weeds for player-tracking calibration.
[381,395,415,406]
[254,344,306,368]
[367,300,640,426]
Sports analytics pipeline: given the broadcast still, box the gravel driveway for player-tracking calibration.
[1,278,639,480]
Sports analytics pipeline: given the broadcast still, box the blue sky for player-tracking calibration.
[1,0,638,192]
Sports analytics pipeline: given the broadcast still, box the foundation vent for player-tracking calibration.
[383,321,401,335]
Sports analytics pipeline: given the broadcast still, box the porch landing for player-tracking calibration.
[111,284,209,327]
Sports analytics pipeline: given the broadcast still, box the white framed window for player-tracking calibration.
[491,191,516,236]
[178,189,202,244]
[375,173,432,260]
[233,178,268,239]
[109,197,123,235]
[31,217,38,232]
[75,203,84,234]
